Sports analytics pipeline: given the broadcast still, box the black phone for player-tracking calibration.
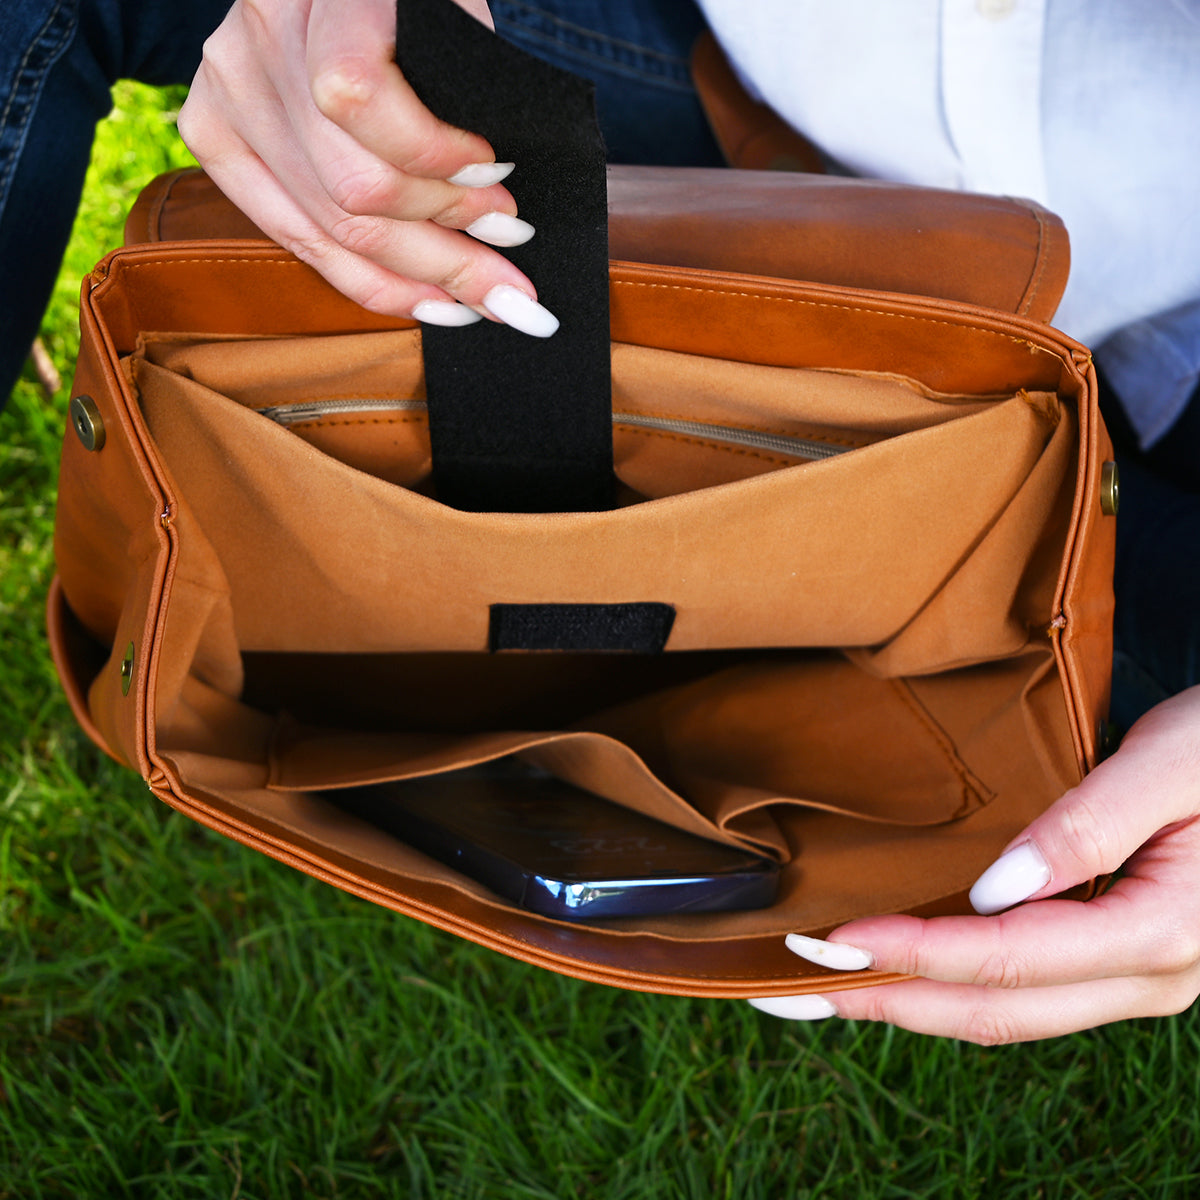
[325,761,778,922]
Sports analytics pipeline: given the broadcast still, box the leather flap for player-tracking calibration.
[125,165,1070,322]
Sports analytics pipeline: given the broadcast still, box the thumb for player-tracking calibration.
[970,687,1200,915]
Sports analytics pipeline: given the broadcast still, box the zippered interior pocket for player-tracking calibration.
[133,329,1014,502]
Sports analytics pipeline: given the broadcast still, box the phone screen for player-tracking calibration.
[325,761,779,921]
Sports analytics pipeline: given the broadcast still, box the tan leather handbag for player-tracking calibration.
[49,162,1115,999]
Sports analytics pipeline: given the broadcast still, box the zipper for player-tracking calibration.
[611,411,850,460]
[256,398,853,461]
[257,397,428,426]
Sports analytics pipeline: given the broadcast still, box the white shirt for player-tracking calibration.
[697,0,1200,446]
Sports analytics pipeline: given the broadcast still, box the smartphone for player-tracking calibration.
[325,761,778,922]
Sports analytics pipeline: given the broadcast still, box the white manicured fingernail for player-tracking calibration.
[969,842,1051,915]
[785,933,875,971]
[748,995,839,1021]
[411,299,484,327]
[482,285,559,337]
[448,161,515,188]
[466,212,535,247]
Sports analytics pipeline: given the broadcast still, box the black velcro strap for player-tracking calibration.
[489,603,676,653]
[395,0,613,513]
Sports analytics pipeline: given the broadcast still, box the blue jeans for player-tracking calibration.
[489,1,721,166]
[0,0,234,407]
[2,0,1196,726]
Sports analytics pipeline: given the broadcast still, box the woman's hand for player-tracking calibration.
[178,0,558,335]
[751,684,1200,1042]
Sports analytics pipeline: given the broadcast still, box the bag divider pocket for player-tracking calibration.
[135,350,1061,664]
[258,647,993,866]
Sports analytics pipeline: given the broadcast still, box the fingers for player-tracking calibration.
[784,784,1200,994]
[193,127,556,337]
[755,865,1200,1042]
[1010,686,1200,904]
[756,688,1200,1040]
[812,851,1200,991]
[753,968,1197,1044]
[190,135,453,316]
[179,0,550,330]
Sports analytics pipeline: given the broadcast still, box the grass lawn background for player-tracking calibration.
[2,83,1200,1199]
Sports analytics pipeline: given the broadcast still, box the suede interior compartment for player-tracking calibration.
[143,650,1067,941]
[119,324,1078,940]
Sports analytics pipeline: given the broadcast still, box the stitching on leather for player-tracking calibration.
[150,170,191,242]
[116,259,1057,359]
[288,416,427,431]
[612,280,1057,356]
[147,174,172,241]
[121,257,313,270]
[1018,202,1052,318]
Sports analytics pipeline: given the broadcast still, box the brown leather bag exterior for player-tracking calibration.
[127,165,1070,323]
[50,171,1113,998]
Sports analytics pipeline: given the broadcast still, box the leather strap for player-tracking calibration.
[395,0,613,512]
[690,33,826,173]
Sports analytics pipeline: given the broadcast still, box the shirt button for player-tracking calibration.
[976,0,1017,17]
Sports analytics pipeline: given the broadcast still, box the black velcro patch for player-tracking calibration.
[489,603,676,653]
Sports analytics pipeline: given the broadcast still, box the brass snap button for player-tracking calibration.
[120,642,135,696]
[69,395,106,452]
[1100,461,1119,517]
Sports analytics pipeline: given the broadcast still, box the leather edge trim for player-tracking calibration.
[1011,197,1071,324]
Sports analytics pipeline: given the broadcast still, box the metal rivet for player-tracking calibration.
[69,394,106,452]
[1100,461,1120,516]
[120,642,135,696]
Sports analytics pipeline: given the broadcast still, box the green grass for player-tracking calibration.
[4,83,1200,1199]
